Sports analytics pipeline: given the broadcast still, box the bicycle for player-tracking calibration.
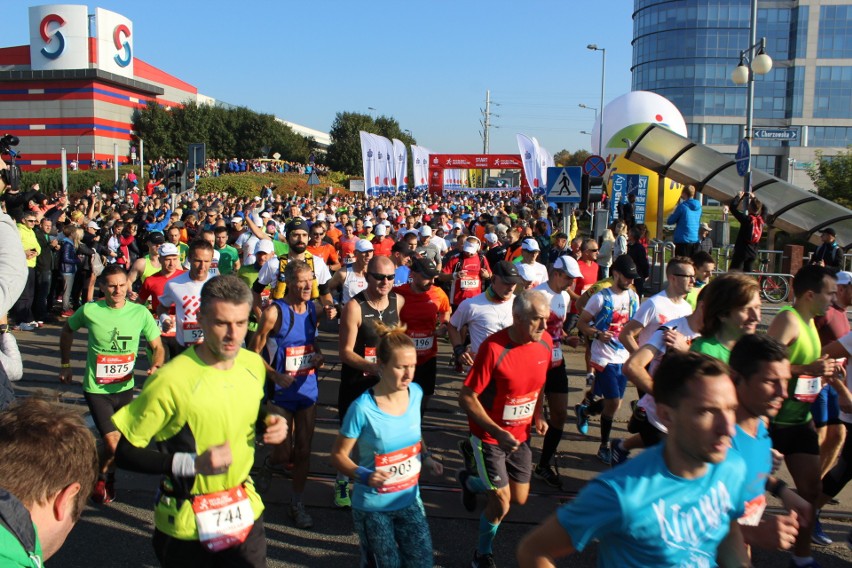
[755,253,790,303]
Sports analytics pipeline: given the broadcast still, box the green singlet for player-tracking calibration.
[67,300,161,395]
[689,335,731,364]
[141,255,160,283]
[216,245,239,275]
[773,305,822,426]
[111,347,267,540]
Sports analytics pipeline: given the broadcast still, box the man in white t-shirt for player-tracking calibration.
[576,255,641,464]
[532,256,582,487]
[158,240,213,349]
[619,256,695,353]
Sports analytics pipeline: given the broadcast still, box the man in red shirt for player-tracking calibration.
[439,237,492,310]
[137,243,184,360]
[394,257,451,417]
[458,290,551,568]
[371,224,394,257]
[337,224,359,268]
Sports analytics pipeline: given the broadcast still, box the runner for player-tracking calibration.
[394,257,451,418]
[59,264,165,503]
[768,265,839,566]
[112,275,288,567]
[336,255,405,508]
[214,226,241,275]
[0,398,98,566]
[390,240,412,286]
[137,243,185,360]
[439,236,492,310]
[252,218,335,316]
[686,250,716,310]
[619,256,695,354]
[238,239,276,346]
[158,239,214,351]
[458,290,552,568]
[517,352,750,568]
[575,255,641,463]
[729,334,811,553]
[307,221,341,271]
[532,255,582,488]
[328,239,373,305]
[250,260,330,530]
[127,231,164,295]
[516,239,548,288]
[689,272,762,363]
[331,322,443,568]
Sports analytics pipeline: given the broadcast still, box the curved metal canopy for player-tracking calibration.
[624,124,852,249]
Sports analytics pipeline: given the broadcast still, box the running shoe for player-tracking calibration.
[471,550,497,568]
[332,479,351,509]
[597,445,612,465]
[533,464,562,489]
[812,513,833,546]
[289,501,313,529]
[263,455,292,477]
[610,439,631,466]
[60,309,74,318]
[457,438,477,474]
[90,479,107,504]
[458,470,477,512]
[574,403,589,435]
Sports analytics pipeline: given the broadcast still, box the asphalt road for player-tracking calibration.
[10,320,852,567]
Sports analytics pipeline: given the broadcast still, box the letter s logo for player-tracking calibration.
[113,24,131,67]
[40,14,66,60]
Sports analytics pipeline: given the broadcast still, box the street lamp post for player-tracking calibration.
[587,44,606,157]
[580,130,592,135]
[731,0,772,204]
[76,128,94,166]
[578,103,598,119]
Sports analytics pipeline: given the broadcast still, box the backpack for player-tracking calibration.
[749,215,764,245]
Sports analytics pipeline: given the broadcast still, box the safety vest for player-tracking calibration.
[592,287,639,332]
[271,252,319,300]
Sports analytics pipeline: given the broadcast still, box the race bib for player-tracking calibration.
[364,347,377,364]
[192,485,254,552]
[502,390,539,425]
[343,255,355,266]
[285,345,315,376]
[375,442,421,494]
[793,376,822,403]
[550,346,563,369]
[182,321,204,345]
[410,332,434,354]
[738,494,767,527]
[95,353,135,384]
[260,289,271,309]
[460,278,479,290]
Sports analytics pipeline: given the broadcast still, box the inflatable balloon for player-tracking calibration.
[590,91,687,237]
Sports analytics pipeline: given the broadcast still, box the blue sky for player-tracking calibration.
[8,1,636,156]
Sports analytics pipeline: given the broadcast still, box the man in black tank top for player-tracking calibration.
[334,256,405,508]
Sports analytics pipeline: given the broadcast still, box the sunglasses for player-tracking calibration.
[368,272,395,281]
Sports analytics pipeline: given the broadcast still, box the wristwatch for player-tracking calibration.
[591,331,600,340]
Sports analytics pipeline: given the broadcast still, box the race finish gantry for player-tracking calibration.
[428,154,533,201]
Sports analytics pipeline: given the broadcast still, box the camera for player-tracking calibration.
[0,134,21,192]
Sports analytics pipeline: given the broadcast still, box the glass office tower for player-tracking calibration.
[632,0,852,190]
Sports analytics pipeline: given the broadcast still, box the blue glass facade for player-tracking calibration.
[633,1,850,153]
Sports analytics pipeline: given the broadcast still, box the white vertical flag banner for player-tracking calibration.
[411,145,430,191]
[360,131,380,196]
[374,135,393,193]
[539,144,555,193]
[392,139,408,192]
[516,134,540,192]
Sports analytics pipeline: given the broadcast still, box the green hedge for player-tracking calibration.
[196,172,351,200]
[21,166,149,197]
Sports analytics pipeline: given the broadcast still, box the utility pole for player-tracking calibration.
[482,90,491,154]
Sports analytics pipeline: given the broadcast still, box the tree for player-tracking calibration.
[327,112,417,176]
[553,148,591,167]
[808,147,852,208]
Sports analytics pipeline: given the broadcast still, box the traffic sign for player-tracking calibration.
[546,167,582,203]
[753,128,798,141]
[583,155,607,177]
[307,172,321,186]
[735,138,750,177]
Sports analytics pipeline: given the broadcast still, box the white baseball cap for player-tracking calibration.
[158,243,179,257]
[374,224,387,237]
[553,255,582,278]
[255,240,275,254]
[355,239,374,253]
[419,225,432,237]
[521,239,540,252]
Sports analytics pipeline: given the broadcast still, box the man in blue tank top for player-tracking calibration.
[250,259,330,530]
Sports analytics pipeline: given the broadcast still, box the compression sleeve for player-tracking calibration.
[115,435,173,475]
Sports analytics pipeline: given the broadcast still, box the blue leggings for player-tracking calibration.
[352,498,433,568]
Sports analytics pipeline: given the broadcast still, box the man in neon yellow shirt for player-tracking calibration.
[112,276,287,566]
[12,213,40,330]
